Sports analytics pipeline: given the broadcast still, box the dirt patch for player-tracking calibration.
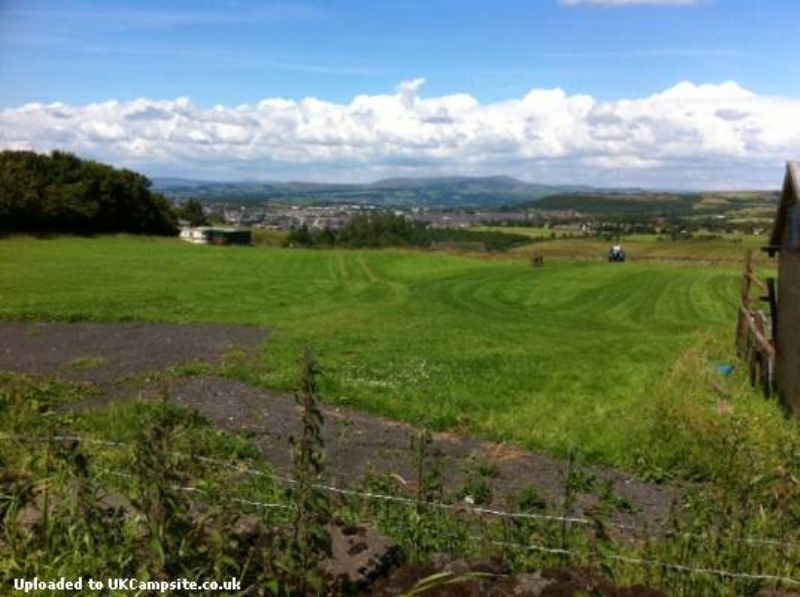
[155,375,676,528]
[1,322,678,529]
[0,322,268,383]
[372,560,666,596]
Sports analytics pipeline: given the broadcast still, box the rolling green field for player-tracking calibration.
[473,226,556,239]
[0,235,747,467]
[513,235,769,264]
[476,227,770,264]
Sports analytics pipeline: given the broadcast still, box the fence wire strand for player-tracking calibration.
[2,432,796,546]
[4,432,800,586]
[488,539,800,586]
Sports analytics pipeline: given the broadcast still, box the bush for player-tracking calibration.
[0,150,178,236]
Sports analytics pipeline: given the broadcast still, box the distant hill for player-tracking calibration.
[530,192,701,216]
[148,177,220,190]
[527,190,779,217]
[371,175,558,193]
[151,175,593,208]
[151,175,778,214]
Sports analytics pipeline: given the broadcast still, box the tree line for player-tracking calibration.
[0,150,180,236]
[286,213,532,251]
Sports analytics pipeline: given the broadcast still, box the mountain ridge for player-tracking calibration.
[152,175,595,207]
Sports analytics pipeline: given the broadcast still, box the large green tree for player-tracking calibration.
[176,199,208,227]
[0,150,178,236]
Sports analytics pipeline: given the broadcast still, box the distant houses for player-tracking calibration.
[766,162,800,412]
[179,226,251,246]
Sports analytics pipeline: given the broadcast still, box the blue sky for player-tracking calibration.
[2,0,800,187]
[2,0,798,106]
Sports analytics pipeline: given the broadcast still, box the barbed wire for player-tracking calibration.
[6,433,800,587]
[89,466,800,587]
[89,469,800,586]
[3,432,798,550]
[97,462,800,587]
[94,466,292,511]
[487,539,800,586]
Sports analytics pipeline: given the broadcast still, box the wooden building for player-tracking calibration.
[767,162,800,411]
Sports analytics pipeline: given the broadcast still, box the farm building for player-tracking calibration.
[179,226,251,246]
[766,162,800,412]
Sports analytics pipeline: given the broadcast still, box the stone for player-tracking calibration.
[325,522,403,591]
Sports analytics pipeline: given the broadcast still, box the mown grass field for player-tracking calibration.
[515,236,768,264]
[0,235,764,468]
[476,226,771,264]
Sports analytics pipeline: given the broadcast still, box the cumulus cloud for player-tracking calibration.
[1,79,798,188]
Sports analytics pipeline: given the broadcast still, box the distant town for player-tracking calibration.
[158,176,779,239]
[201,202,579,230]
[192,197,772,240]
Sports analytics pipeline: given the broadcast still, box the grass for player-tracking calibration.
[472,226,557,239]
[4,352,800,594]
[509,233,771,264]
[0,234,765,468]
[66,356,106,370]
[475,227,771,264]
[0,373,291,590]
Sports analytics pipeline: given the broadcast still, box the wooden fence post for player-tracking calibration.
[736,249,776,398]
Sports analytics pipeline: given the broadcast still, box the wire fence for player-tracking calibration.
[3,432,800,588]
[94,466,292,511]
[2,432,793,548]
[487,539,800,586]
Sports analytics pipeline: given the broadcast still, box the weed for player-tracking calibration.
[2,368,800,594]
[286,349,331,594]
[514,485,548,513]
[559,451,577,559]
[456,455,499,506]
[566,469,597,494]
[166,360,213,377]
[66,356,106,370]
[130,395,196,579]
[595,481,637,515]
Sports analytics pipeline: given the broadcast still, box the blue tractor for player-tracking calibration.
[608,244,626,262]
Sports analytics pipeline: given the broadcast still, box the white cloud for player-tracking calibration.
[560,0,701,6]
[1,79,798,188]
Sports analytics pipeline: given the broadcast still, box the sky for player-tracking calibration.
[1,0,800,188]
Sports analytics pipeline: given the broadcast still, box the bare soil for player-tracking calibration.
[0,322,679,529]
[372,559,667,596]
[0,321,268,383]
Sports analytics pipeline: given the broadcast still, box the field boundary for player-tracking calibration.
[0,434,800,552]
[6,434,800,588]
[735,249,776,396]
